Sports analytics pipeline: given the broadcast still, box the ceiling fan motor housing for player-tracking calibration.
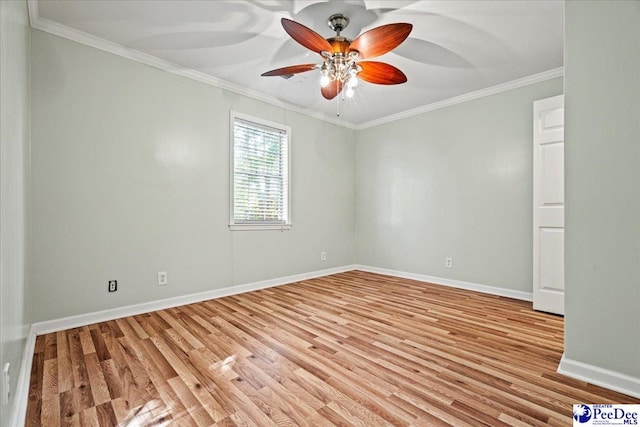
[327,37,352,55]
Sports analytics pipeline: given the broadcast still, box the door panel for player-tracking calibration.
[542,143,564,205]
[533,95,564,315]
[540,228,564,294]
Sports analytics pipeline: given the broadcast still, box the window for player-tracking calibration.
[230,112,291,230]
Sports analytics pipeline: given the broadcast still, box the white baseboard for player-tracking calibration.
[10,327,37,427]
[10,264,356,426]
[558,354,640,399]
[31,264,357,335]
[354,264,533,301]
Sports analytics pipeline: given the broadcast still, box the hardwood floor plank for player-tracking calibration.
[44,333,57,361]
[124,315,150,340]
[167,376,216,426]
[132,314,158,338]
[99,359,122,400]
[325,399,394,427]
[240,359,320,424]
[59,388,81,426]
[33,335,45,355]
[78,327,96,355]
[151,334,227,422]
[78,407,99,427]
[232,380,299,426]
[95,401,119,427]
[139,337,179,382]
[88,329,110,363]
[387,393,453,427]
[83,353,110,406]
[41,395,61,427]
[116,335,158,398]
[25,352,44,427]
[40,359,58,402]
[249,357,325,411]
[157,309,205,351]
[67,329,94,410]
[56,331,74,393]
[207,315,280,366]
[316,405,357,427]
[198,363,280,427]
[26,271,639,426]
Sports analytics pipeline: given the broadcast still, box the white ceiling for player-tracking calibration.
[29,0,564,128]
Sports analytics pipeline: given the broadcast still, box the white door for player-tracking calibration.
[533,95,564,315]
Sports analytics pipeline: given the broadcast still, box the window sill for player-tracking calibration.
[228,224,292,231]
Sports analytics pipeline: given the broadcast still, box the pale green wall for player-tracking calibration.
[0,0,30,424]
[356,78,563,292]
[565,1,640,380]
[30,30,356,322]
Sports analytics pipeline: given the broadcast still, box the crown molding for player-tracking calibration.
[355,67,564,130]
[27,0,563,132]
[26,0,38,27]
[26,5,356,130]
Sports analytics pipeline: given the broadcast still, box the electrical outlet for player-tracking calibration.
[320,251,327,261]
[3,363,10,406]
[445,257,453,268]
[157,271,168,286]
[108,280,118,292]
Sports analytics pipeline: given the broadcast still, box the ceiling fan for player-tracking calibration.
[262,14,412,100]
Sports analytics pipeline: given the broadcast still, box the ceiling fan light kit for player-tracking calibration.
[262,14,412,103]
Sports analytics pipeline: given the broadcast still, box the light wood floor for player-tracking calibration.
[25,271,639,426]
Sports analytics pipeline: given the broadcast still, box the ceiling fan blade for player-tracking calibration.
[281,18,332,54]
[321,79,343,100]
[348,23,412,59]
[261,63,318,77]
[358,61,407,85]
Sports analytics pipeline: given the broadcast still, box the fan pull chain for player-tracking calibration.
[335,81,344,117]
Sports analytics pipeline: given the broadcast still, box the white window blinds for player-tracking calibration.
[230,112,291,230]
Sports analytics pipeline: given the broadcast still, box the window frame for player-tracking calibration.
[229,111,292,231]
